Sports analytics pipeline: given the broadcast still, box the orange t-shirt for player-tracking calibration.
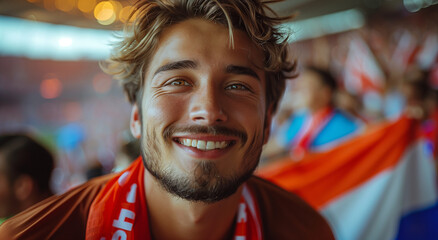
[0,172,334,240]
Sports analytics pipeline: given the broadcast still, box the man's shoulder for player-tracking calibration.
[0,174,113,240]
[247,176,335,240]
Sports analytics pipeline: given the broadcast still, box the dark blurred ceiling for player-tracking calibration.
[0,0,408,30]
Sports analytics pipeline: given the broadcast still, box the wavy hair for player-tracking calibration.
[104,0,296,113]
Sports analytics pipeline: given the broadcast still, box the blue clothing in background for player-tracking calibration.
[278,109,362,151]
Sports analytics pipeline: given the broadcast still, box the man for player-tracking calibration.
[0,133,54,225]
[263,66,363,161]
[0,1,334,239]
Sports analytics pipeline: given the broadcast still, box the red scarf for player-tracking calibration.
[291,107,334,159]
[86,157,263,240]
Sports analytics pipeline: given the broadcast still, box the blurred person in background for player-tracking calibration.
[0,133,54,225]
[399,66,431,120]
[336,89,366,122]
[401,68,438,159]
[262,65,364,162]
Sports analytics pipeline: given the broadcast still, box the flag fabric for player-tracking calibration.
[416,33,438,70]
[421,109,438,159]
[343,35,385,95]
[391,30,419,71]
[258,117,437,240]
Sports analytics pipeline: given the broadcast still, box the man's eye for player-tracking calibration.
[168,79,191,86]
[226,84,248,91]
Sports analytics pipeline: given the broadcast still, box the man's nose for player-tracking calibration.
[189,87,228,124]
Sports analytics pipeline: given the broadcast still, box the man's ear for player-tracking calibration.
[130,104,141,139]
[263,104,274,145]
[14,175,34,202]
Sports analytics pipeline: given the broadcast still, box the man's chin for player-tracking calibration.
[144,160,255,203]
[153,171,246,203]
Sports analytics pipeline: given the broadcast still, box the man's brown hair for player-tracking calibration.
[104,0,295,113]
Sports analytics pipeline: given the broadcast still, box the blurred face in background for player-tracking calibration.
[298,69,333,112]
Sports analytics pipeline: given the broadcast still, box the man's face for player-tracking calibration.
[131,19,271,202]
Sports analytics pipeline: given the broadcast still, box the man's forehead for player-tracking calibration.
[151,18,264,67]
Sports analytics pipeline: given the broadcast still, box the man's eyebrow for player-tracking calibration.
[226,65,260,81]
[153,60,197,76]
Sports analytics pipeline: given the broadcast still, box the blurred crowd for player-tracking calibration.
[262,9,438,165]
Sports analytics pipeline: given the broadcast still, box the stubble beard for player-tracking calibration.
[140,124,265,203]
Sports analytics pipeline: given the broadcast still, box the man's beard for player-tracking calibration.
[140,124,265,203]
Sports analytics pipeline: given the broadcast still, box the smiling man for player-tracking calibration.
[0,1,334,239]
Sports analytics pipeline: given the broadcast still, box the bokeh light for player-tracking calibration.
[404,0,423,12]
[99,13,116,25]
[111,0,123,17]
[403,0,437,12]
[40,77,62,99]
[94,1,116,25]
[77,0,96,13]
[55,0,75,12]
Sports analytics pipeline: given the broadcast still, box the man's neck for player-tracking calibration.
[144,170,243,240]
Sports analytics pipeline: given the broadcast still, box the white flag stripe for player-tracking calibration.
[321,140,437,240]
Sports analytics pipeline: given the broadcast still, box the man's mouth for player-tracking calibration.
[174,138,235,151]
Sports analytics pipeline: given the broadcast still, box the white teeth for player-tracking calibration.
[197,140,206,150]
[179,138,230,150]
[206,141,215,150]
